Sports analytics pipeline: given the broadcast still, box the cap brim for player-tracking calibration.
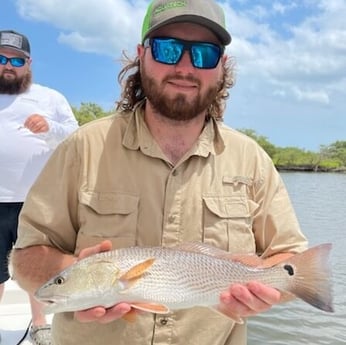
[0,45,30,57]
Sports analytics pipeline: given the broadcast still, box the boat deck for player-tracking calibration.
[0,280,52,345]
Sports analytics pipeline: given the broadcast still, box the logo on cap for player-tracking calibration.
[1,32,24,50]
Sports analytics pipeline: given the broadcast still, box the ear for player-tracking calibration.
[137,44,145,59]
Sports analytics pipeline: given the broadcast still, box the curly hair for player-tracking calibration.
[116,51,236,121]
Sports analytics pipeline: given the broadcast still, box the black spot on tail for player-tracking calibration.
[284,264,295,276]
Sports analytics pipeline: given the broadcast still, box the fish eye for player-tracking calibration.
[54,276,65,285]
[283,264,295,276]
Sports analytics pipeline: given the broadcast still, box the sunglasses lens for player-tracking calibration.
[11,58,25,67]
[152,38,183,65]
[191,44,221,69]
[0,55,7,65]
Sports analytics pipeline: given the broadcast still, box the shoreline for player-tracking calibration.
[276,165,346,173]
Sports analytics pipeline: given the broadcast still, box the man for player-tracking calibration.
[10,1,307,344]
[0,29,78,344]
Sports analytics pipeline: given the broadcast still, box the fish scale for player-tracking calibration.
[35,243,334,316]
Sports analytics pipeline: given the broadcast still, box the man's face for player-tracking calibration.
[139,22,225,122]
[0,47,32,94]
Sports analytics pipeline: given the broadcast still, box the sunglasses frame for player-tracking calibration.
[0,54,27,68]
[144,37,224,69]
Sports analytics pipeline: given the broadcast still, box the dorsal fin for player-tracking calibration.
[174,242,264,267]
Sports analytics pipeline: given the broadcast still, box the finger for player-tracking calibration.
[74,307,107,323]
[220,284,272,317]
[219,286,255,316]
[217,300,243,323]
[78,240,112,260]
[24,114,41,127]
[29,123,48,133]
[74,303,132,324]
[247,281,281,305]
[24,115,49,133]
[97,304,133,324]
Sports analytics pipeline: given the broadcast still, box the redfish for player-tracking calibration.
[35,243,334,319]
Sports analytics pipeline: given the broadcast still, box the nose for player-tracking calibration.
[175,50,194,71]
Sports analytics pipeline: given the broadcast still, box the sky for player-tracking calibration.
[2,0,346,151]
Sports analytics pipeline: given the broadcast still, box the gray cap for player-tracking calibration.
[141,0,231,45]
[0,30,31,57]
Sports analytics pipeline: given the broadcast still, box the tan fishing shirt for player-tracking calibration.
[15,104,307,345]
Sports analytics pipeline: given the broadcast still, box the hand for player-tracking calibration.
[74,240,134,323]
[24,114,49,133]
[218,281,281,321]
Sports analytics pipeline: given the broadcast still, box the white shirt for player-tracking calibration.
[0,83,78,201]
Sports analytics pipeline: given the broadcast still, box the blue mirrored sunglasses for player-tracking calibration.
[0,55,26,67]
[144,37,224,69]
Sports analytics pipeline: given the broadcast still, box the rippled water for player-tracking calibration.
[248,172,346,345]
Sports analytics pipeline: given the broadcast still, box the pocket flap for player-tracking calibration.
[79,191,139,215]
[203,196,258,218]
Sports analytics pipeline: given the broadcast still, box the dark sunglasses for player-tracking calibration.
[0,55,26,67]
[143,37,224,69]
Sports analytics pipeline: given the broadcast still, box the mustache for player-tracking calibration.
[2,69,16,75]
[163,74,200,86]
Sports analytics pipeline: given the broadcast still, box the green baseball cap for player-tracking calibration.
[141,0,231,45]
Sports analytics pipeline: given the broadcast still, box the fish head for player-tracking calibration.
[35,258,123,313]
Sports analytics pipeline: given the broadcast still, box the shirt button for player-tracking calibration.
[172,170,178,176]
[160,317,168,325]
[168,215,175,223]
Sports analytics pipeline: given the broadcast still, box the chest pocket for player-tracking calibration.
[202,196,258,253]
[76,191,139,252]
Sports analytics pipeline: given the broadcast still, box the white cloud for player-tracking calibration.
[16,0,148,56]
[222,0,346,106]
[15,0,346,107]
[292,87,330,105]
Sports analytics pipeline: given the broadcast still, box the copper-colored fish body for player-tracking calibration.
[35,243,334,316]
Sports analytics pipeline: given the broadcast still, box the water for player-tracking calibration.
[248,172,346,345]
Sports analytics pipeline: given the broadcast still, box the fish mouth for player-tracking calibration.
[36,295,67,306]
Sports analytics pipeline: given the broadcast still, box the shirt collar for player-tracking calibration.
[122,101,225,157]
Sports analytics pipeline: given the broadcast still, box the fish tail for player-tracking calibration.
[284,243,334,312]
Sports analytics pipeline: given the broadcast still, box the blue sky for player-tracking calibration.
[2,0,346,151]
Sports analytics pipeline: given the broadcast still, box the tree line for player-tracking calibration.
[72,102,346,172]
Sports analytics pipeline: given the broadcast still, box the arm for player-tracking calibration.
[10,245,75,294]
[23,90,78,147]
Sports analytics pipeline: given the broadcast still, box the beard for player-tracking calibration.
[0,69,32,94]
[141,65,219,122]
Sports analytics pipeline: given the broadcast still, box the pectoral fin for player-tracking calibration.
[118,258,155,289]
